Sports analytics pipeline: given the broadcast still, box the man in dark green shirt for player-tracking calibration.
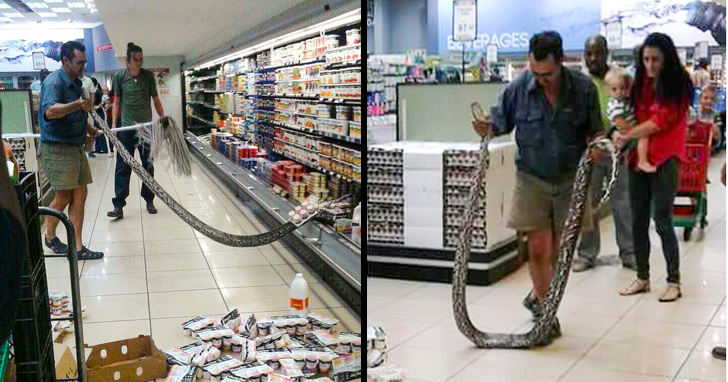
[107,43,165,218]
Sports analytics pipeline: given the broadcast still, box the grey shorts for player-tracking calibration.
[39,141,93,191]
[507,171,592,236]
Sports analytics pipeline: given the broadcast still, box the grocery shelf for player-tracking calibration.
[264,119,361,145]
[272,148,360,184]
[264,57,326,71]
[185,132,361,315]
[325,59,362,70]
[188,114,217,127]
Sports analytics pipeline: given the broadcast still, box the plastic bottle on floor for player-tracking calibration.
[290,273,309,315]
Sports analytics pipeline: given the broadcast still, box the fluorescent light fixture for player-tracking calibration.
[4,12,24,18]
[43,0,64,3]
[67,2,85,8]
[0,4,9,9]
[194,8,361,70]
[51,7,70,12]
[0,17,10,21]
[89,8,96,13]
[26,2,49,8]
[37,12,56,17]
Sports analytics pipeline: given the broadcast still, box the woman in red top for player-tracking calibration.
[614,33,692,302]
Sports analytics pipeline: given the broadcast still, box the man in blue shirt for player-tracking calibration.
[38,41,104,260]
[473,31,602,331]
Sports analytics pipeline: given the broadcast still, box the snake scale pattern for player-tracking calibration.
[90,110,301,247]
[452,131,620,348]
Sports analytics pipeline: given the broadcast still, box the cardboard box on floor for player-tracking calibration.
[54,343,77,380]
[84,335,166,382]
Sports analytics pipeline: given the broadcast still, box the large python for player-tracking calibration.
[452,121,622,348]
[89,110,336,247]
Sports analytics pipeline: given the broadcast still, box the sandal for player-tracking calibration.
[44,236,68,254]
[78,246,104,260]
[620,279,650,296]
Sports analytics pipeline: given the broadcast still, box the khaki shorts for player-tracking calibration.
[507,171,592,237]
[39,141,93,191]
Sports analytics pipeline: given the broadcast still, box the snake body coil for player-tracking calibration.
[90,111,303,247]
[452,133,620,348]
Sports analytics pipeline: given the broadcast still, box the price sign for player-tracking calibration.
[605,21,622,49]
[32,52,45,70]
[453,0,477,42]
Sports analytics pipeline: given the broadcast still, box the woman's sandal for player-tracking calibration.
[78,246,104,260]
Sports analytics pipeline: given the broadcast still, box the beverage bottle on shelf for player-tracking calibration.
[289,273,309,314]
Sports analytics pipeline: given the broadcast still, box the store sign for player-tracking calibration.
[32,52,45,70]
[605,20,622,49]
[486,44,497,63]
[149,68,170,95]
[437,0,601,54]
[96,43,113,53]
[453,0,477,42]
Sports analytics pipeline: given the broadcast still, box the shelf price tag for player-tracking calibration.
[453,0,477,42]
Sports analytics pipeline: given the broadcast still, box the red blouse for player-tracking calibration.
[629,79,688,168]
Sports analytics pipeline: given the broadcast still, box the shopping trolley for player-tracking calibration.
[673,120,713,240]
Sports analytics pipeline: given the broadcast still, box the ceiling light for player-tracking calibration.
[0,4,9,9]
[43,0,64,3]
[67,2,85,8]
[4,12,24,18]
[51,7,70,12]
[89,8,96,13]
[26,2,49,8]
[37,12,56,17]
[0,17,10,21]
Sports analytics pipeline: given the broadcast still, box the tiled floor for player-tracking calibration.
[368,157,726,382]
[43,153,360,379]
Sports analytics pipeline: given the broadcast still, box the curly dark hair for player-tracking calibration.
[631,33,692,108]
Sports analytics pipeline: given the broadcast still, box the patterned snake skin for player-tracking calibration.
[89,110,315,247]
[452,132,621,348]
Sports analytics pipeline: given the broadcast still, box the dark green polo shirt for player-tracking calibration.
[111,68,158,127]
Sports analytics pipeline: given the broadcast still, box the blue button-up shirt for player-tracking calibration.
[490,66,603,183]
[38,69,87,145]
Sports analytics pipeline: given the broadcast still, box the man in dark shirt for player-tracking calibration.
[38,41,104,260]
[473,31,602,326]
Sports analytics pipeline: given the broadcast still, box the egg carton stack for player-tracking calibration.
[442,149,486,250]
[367,147,404,245]
[7,138,27,171]
[164,310,361,382]
[366,326,404,382]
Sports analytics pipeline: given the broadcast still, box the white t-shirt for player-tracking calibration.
[80,75,95,126]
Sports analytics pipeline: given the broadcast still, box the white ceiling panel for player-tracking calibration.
[94,0,311,60]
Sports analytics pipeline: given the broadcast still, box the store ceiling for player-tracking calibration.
[94,0,310,61]
[0,0,100,25]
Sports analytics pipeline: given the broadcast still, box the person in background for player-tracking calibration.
[29,69,50,91]
[38,41,104,260]
[107,42,165,219]
[615,33,692,302]
[473,31,603,340]
[573,35,636,272]
[691,58,711,90]
[79,73,96,158]
[690,84,722,150]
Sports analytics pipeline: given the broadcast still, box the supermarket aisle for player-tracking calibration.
[44,153,360,358]
[368,157,727,382]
